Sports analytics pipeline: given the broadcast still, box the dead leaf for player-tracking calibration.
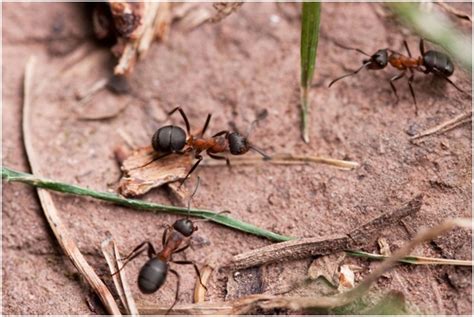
[377,237,392,256]
[308,252,346,287]
[118,146,193,197]
[338,264,355,291]
[194,265,213,303]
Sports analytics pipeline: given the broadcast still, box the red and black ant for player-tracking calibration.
[151,106,270,184]
[113,178,219,312]
[329,39,467,114]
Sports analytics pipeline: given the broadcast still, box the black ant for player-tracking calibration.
[329,39,466,114]
[150,106,270,185]
[113,178,219,312]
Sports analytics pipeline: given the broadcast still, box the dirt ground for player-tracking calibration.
[2,2,472,315]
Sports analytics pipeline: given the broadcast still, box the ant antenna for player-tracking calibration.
[186,176,201,218]
[249,144,271,160]
[328,61,372,88]
[333,42,371,57]
[245,109,268,138]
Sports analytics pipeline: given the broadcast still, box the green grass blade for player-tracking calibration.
[389,2,472,72]
[300,2,321,143]
[2,166,293,242]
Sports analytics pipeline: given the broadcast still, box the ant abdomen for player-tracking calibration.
[422,50,454,77]
[228,132,249,155]
[152,125,187,153]
[138,258,169,294]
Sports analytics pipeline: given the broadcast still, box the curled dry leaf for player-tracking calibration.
[118,146,193,197]
[337,265,355,291]
[307,253,346,287]
[193,265,214,303]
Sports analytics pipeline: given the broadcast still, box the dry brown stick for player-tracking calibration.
[228,195,423,270]
[410,111,472,140]
[137,302,234,315]
[22,56,121,315]
[136,217,471,314]
[202,153,359,170]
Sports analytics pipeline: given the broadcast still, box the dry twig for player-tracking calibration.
[101,234,139,315]
[228,195,423,270]
[22,57,121,315]
[410,111,472,140]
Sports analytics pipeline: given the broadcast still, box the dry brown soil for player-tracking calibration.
[2,2,472,315]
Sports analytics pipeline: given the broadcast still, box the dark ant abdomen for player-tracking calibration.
[228,132,249,155]
[423,50,454,77]
[138,258,169,294]
[152,125,186,153]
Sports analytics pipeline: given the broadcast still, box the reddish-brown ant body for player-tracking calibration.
[151,107,270,184]
[329,39,466,114]
[114,178,212,312]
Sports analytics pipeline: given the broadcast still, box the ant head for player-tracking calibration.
[363,49,388,70]
[173,218,197,237]
[228,132,249,155]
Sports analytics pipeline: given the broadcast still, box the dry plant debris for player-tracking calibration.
[134,216,470,314]
[193,265,214,303]
[94,2,242,74]
[118,146,193,197]
[228,195,423,270]
[118,145,359,197]
[22,57,121,315]
[410,110,472,141]
[101,234,139,315]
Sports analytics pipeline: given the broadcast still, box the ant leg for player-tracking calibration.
[207,151,231,168]
[168,107,191,135]
[179,155,203,188]
[200,114,212,137]
[407,71,418,115]
[173,242,191,255]
[166,269,180,315]
[212,130,230,138]
[172,260,207,291]
[112,241,156,275]
[438,74,467,94]
[403,40,412,57]
[419,38,425,55]
[389,71,406,105]
[137,151,173,170]
[162,226,172,246]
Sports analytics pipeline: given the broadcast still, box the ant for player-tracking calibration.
[328,39,466,114]
[113,178,217,312]
[150,106,270,185]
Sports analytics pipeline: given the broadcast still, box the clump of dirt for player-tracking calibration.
[2,2,471,314]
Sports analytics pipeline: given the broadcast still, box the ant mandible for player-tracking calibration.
[113,178,214,312]
[328,39,466,114]
[151,106,270,185]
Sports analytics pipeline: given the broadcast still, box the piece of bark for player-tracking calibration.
[118,146,192,197]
